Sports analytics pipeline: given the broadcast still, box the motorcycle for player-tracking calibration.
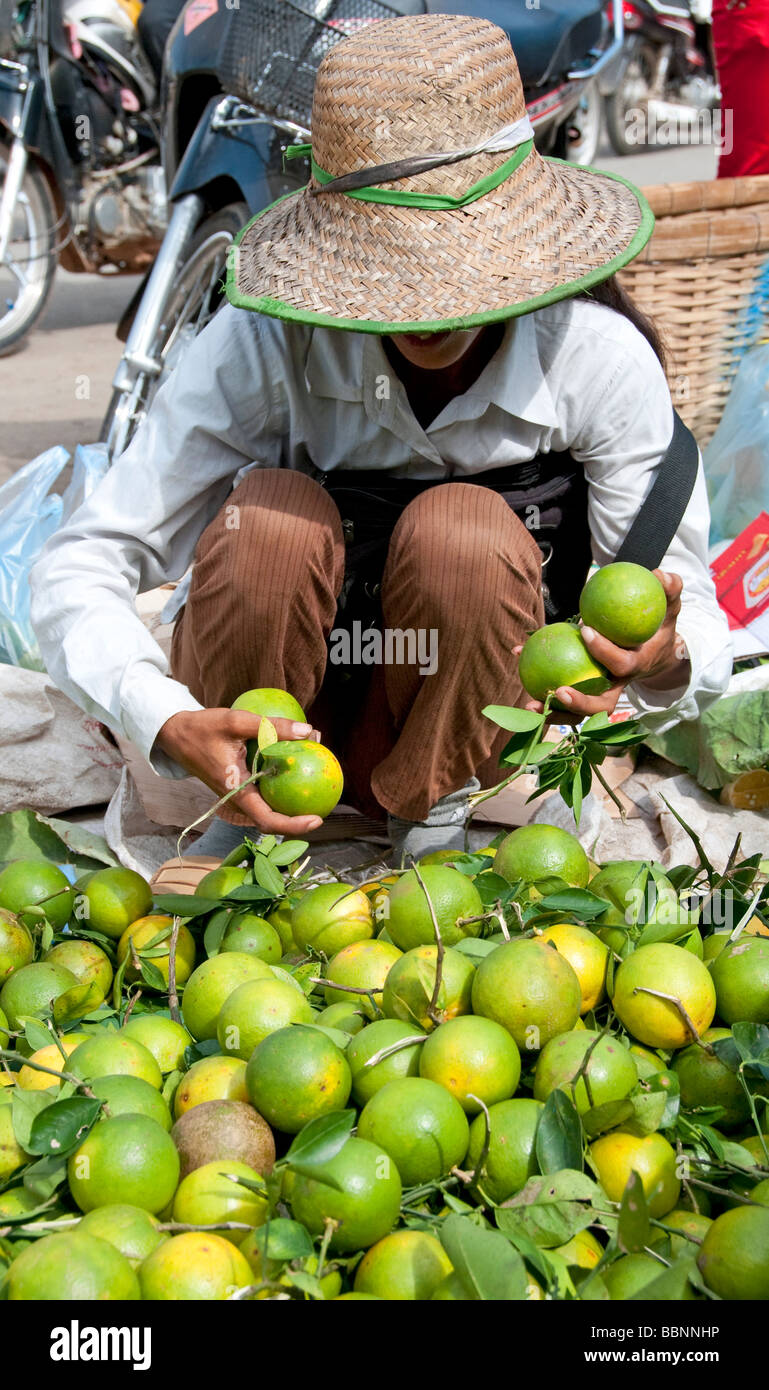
[0,0,166,354]
[103,0,625,460]
[604,0,719,156]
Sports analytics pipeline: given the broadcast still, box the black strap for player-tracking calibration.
[616,410,700,569]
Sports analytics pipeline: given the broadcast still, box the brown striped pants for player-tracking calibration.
[170,468,544,822]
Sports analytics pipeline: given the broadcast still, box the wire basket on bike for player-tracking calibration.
[219,0,403,131]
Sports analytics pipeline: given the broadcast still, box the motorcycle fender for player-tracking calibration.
[0,65,47,147]
[599,33,641,96]
[168,96,304,209]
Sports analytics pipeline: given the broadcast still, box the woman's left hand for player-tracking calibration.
[518,569,690,720]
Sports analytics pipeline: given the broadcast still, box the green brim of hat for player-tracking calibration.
[226,158,655,334]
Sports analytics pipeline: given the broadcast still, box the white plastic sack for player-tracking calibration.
[0,443,109,669]
[705,341,769,544]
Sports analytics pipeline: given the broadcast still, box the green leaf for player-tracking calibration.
[22,1155,69,1202]
[440,1213,529,1300]
[249,853,286,898]
[617,1171,650,1253]
[162,1069,182,1107]
[284,1110,355,1176]
[583,721,644,747]
[224,885,274,905]
[23,1019,54,1053]
[581,1098,636,1139]
[535,1090,583,1174]
[497,1170,600,1248]
[250,1218,314,1263]
[535,889,609,920]
[482,705,545,734]
[628,1254,697,1301]
[53,981,105,1028]
[631,1076,679,1134]
[139,959,168,993]
[731,1022,769,1067]
[26,1096,101,1156]
[282,1268,325,1300]
[12,1088,57,1148]
[204,908,231,959]
[269,840,309,867]
[257,717,278,752]
[154,894,220,918]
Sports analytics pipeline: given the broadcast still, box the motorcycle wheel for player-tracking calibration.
[605,47,656,157]
[561,81,602,167]
[101,201,248,456]
[0,148,57,355]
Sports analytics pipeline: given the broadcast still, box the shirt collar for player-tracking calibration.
[303,312,560,429]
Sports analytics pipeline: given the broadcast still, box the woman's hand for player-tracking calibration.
[155,708,325,835]
[517,570,690,721]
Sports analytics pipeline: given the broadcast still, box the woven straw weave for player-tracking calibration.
[621,176,769,445]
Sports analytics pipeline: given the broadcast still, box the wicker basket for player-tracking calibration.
[620,176,769,447]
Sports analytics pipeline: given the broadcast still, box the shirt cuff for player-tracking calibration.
[120,671,205,778]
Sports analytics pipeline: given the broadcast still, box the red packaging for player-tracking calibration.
[711,513,769,631]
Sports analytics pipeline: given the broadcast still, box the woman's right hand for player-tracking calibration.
[155,708,325,835]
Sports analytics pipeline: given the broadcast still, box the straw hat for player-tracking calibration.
[227,12,654,332]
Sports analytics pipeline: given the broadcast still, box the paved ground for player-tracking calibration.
[0,137,717,483]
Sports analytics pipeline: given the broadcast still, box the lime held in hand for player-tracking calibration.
[580,562,667,648]
[518,622,611,705]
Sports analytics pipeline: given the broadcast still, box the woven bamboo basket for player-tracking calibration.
[620,175,769,446]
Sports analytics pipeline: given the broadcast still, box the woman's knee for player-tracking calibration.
[385,482,541,617]
[194,467,344,597]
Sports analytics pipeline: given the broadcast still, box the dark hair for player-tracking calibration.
[579,275,667,371]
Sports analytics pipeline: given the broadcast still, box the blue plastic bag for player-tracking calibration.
[705,340,769,545]
[0,443,109,669]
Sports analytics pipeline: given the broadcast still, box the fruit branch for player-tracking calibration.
[0,1048,106,1110]
[411,861,445,1026]
[360,1035,426,1070]
[167,915,183,1026]
[630,986,702,1044]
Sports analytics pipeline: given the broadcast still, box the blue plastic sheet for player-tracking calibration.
[705,340,769,545]
[0,443,109,669]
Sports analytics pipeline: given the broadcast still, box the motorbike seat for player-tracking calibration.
[427,0,605,89]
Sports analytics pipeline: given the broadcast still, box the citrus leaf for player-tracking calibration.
[497,1170,599,1248]
[628,1253,696,1301]
[204,908,231,959]
[535,1090,583,1174]
[535,889,608,919]
[139,959,168,992]
[282,1269,325,1299]
[617,1170,650,1253]
[12,1088,57,1148]
[482,705,545,734]
[630,1077,678,1134]
[225,884,275,905]
[26,1096,101,1157]
[21,1155,69,1202]
[249,853,286,898]
[440,1213,529,1300]
[24,1019,55,1053]
[153,894,221,918]
[257,717,279,752]
[162,1069,182,1107]
[581,1098,636,1139]
[269,841,309,867]
[285,1109,355,1173]
[251,1218,314,1263]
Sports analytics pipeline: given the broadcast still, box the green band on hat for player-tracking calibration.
[307,139,534,209]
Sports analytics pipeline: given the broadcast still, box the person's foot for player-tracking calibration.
[387,778,480,863]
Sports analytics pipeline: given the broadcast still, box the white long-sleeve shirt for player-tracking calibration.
[29,296,732,780]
